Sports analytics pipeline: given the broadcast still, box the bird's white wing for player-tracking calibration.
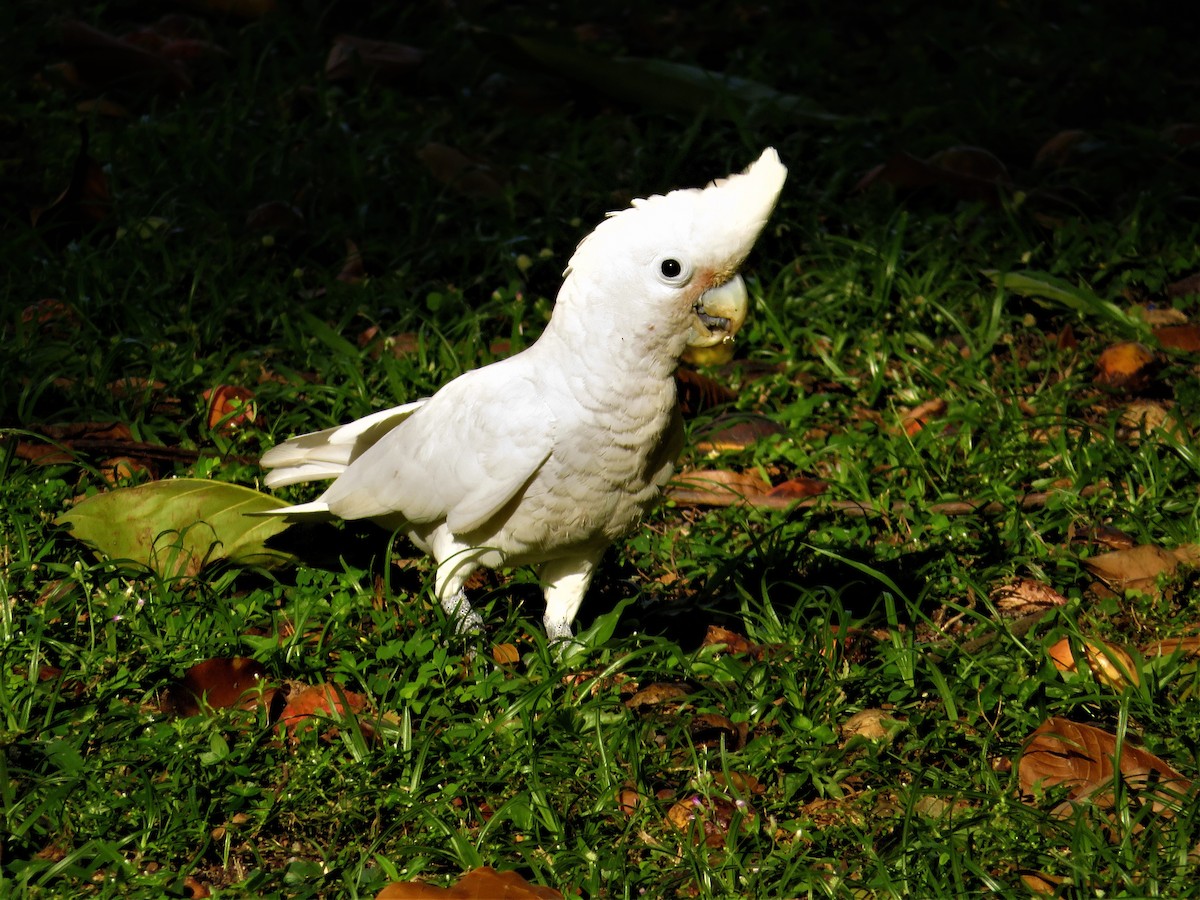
[261,400,426,488]
[319,367,555,535]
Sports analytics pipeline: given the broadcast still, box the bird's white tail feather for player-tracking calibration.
[261,400,426,489]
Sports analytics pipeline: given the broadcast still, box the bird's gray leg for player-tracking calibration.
[539,552,602,642]
[434,555,484,635]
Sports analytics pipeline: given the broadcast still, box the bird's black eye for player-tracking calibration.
[660,258,682,278]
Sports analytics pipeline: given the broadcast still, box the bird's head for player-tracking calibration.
[560,148,787,359]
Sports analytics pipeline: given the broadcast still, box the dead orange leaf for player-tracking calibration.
[625,682,691,710]
[1082,544,1187,598]
[1046,637,1140,689]
[1165,272,1200,300]
[902,397,948,436]
[203,385,256,433]
[326,34,424,82]
[375,866,562,899]
[1033,129,1089,168]
[666,792,756,848]
[338,239,366,283]
[491,643,520,666]
[1140,634,1200,659]
[666,468,770,506]
[694,415,785,451]
[416,143,504,200]
[701,624,758,656]
[1153,323,1200,353]
[990,578,1068,617]
[280,684,370,741]
[675,368,736,415]
[1018,717,1191,815]
[856,146,1009,202]
[162,657,273,717]
[1094,341,1155,391]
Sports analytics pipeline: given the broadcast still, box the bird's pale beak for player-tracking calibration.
[687,274,749,348]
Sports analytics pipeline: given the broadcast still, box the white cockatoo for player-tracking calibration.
[259,149,787,640]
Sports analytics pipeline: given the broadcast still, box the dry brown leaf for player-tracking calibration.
[326,34,424,82]
[491,643,520,666]
[700,624,758,657]
[203,385,256,434]
[688,712,747,751]
[840,708,901,743]
[244,201,305,234]
[162,657,274,717]
[59,20,193,94]
[1033,129,1089,168]
[666,792,756,848]
[1166,272,1200,300]
[1019,871,1065,895]
[416,143,504,200]
[1046,637,1140,689]
[666,468,770,506]
[625,682,691,710]
[177,0,278,17]
[766,477,828,500]
[694,415,783,451]
[1153,323,1200,353]
[338,239,366,283]
[280,684,370,741]
[856,146,1009,202]
[31,126,111,234]
[1094,341,1156,391]
[990,578,1068,617]
[901,397,948,436]
[674,368,736,415]
[376,866,562,899]
[1018,717,1191,815]
[1140,634,1200,659]
[182,875,212,898]
[1082,544,1181,597]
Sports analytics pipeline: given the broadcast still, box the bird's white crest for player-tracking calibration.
[259,149,787,642]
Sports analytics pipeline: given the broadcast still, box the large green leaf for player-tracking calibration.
[984,269,1147,335]
[57,478,295,577]
[501,34,842,123]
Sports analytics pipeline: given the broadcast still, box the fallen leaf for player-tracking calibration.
[280,684,370,740]
[675,368,735,414]
[688,712,747,751]
[203,385,257,434]
[1047,637,1140,689]
[416,143,504,200]
[765,478,827,500]
[497,33,837,123]
[856,146,1009,202]
[325,34,424,82]
[1018,718,1191,816]
[1033,129,1090,168]
[162,657,274,716]
[1082,544,1182,598]
[59,20,192,94]
[694,415,784,451]
[666,468,770,506]
[376,866,562,899]
[31,125,111,236]
[1153,324,1200,353]
[244,201,305,234]
[182,875,211,898]
[840,708,902,743]
[1165,272,1200,300]
[337,239,365,284]
[990,578,1068,617]
[57,478,295,577]
[1095,341,1156,391]
[1020,871,1065,896]
[625,682,691,710]
[491,643,520,665]
[901,397,948,436]
[701,624,758,656]
[666,792,756,848]
[1140,634,1200,659]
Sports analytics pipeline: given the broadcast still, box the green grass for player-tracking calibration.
[3,1,1200,897]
